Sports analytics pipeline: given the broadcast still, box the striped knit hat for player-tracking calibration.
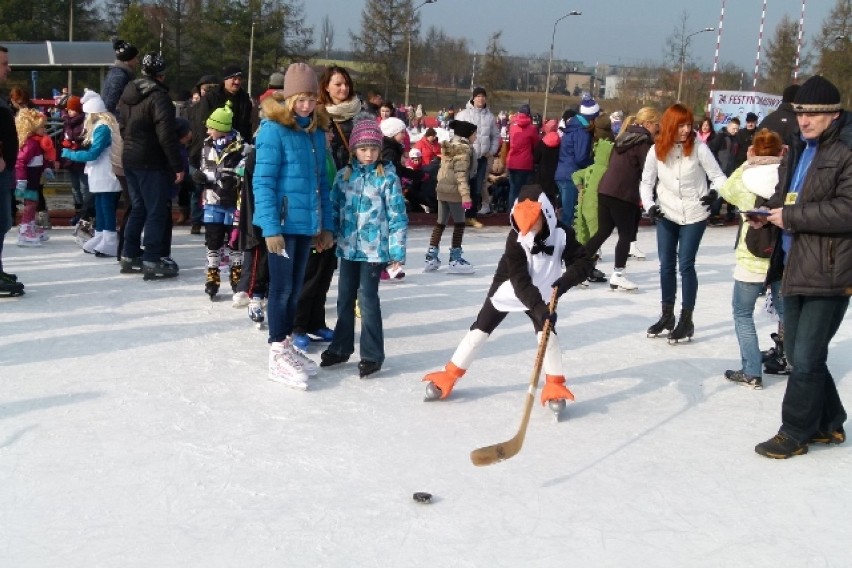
[792,75,842,114]
[349,117,383,149]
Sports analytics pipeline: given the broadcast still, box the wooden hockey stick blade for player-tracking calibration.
[470,289,559,466]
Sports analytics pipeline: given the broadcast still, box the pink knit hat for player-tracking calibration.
[349,118,383,149]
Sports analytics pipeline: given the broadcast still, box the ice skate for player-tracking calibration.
[320,350,350,367]
[308,327,334,342]
[647,303,675,337]
[229,264,242,292]
[423,362,466,400]
[587,268,607,283]
[724,370,763,390]
[268,340,308,390]
[289,338,318,376]
[0,272,25,297]
[232,291,250,308]
[540,372,574,420]
[205,267,220,300]
[16,223,42,247]
[358,360,381,379]
[668,309,694,344]
[629,241,646,260]
[609,270,638,292]
[73,219,95,248]
[119,256,143,274]
[763,332,790,375]
[248,296,265,329]
[142,257,179,280]
[424,245,441,272]
[448,247,475,274]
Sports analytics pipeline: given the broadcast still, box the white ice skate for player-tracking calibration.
[629,241,646,260]
[609,270,638,292]
[269,340,309,390]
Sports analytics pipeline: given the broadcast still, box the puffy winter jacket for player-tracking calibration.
[555,115,594,181]
[506,113,539,172]
[117,77,182,173]
[719,157,780,277]
[252,101,332,238]
[572,138,614,244]
[639,140,727,225]
[597,125,654,206]
[436,136,474,203]
[102,62,135,117]
[331,160,408,263]
[455,101,501,160]
[766,112,852,296]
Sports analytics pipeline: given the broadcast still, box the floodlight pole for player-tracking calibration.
[543,11,581,121]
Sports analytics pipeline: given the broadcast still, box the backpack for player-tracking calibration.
[744,196,778,258]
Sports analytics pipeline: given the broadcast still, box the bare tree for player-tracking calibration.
[814,0,852,108]
[477,31,509,96]
[351,0,418,99]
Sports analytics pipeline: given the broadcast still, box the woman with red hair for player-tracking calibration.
[639,104,727,343]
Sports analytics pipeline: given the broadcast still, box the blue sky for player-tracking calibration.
[305,0,834,71]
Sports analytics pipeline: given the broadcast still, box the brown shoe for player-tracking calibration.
[465,218,484,229]
[808,428,846,445]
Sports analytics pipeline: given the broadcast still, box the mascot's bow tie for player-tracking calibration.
[530,242,554,255]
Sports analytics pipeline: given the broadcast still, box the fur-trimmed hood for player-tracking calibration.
[259,91,330,131]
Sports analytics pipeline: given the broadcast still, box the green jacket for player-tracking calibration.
[572,138,613,244]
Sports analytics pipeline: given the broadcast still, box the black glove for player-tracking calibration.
[647,205,664,220]
[700,189,718,208]
[532,303,557,329]
[192,169,208,185]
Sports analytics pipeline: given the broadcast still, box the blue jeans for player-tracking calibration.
[467,156,488,216]
[732,279,783,377]
[655,217,707,310]
[123,168,174,262]
[556,178,579,227]
[780,295,849,442]
[508,169,531,211]
[266,235,312,343]
[328,259,385,364]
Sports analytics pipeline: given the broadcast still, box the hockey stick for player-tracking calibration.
[470,288,559,467]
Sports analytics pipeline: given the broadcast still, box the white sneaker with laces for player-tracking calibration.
[268,340,309,389]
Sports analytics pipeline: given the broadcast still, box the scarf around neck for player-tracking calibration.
[324,97,361,122]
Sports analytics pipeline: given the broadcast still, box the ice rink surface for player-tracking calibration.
[1,224,850,567]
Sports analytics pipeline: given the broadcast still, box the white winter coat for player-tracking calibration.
[639,140,727,225]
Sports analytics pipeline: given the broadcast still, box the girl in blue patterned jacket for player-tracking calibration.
[320,116,408,378]
[253,63,334,391]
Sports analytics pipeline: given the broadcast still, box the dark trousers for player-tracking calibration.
[585,194,641,269]
[294,247,338,333]
[780,295,849,442]
[467,156,488,217]
[472,297,549,335]
[123,168,173,262]
[328,259,385,363]
[238,242,269,298]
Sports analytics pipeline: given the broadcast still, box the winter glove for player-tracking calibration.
[647,205,664,220]
[462,201,472,210]
[531,302,557,329]
[700,189,718,208]
[191,169,208,185]
[43,168,55,181]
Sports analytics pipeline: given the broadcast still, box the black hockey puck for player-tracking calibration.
[412,492,432,504]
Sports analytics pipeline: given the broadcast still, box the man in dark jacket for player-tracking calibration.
[101,38,139,118]
[753,75,852,459]
[118,52,184,279]
[0,45,24,296]
[187,73,219,233]
[759,84,800,147]
[191,65,254,165]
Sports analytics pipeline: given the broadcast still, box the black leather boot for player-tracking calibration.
[647,303,675,337]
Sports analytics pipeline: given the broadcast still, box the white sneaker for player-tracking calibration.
[477,204,491,216]
[629,242,646,260]
[609,270,638,291]
[268,340,308,389]
[448,257,475,274]
[232,291,250,308]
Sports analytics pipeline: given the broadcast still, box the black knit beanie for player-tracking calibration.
[792,75,841,113]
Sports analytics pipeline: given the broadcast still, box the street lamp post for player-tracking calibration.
[247,21,255,97]
[677,27,714,103]
[543,10,581,121]
[405,0,436,108]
